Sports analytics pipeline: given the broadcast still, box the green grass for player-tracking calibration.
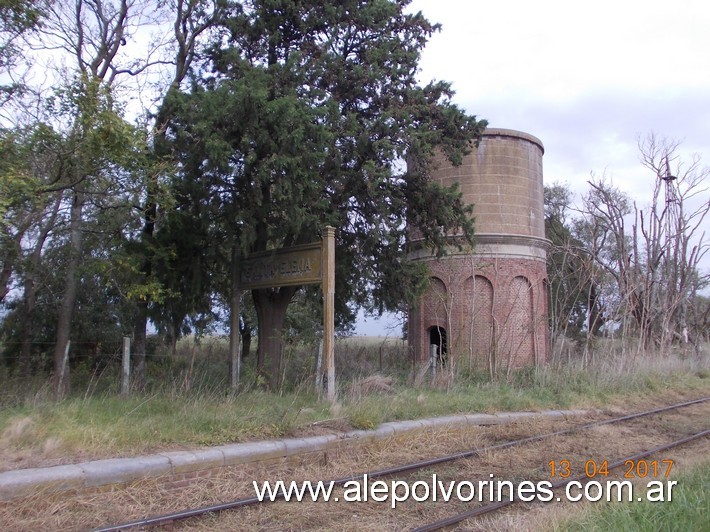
[559,461,710,532]
[0,391,335,455]
[1,338,709,461]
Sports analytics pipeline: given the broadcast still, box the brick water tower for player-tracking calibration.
[408,128,549,371]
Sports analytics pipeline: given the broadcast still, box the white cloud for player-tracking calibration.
[408,0,710,199]
[366,0,710,335]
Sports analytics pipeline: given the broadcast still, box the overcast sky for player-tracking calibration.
[356,0,710,336]
[412,0,710,194]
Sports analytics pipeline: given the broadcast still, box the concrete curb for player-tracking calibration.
[0,408,591,500]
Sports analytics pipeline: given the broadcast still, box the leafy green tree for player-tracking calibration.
[48,76,145,398]
[0,108,140,376]
[0,0,44,102]
[32,0,166,397]
[1,221,137,375]
[148,166,221,354]
[166,0,485,388]
[0,123,65,376]
[129,0,223,389]
[2,0,225,392]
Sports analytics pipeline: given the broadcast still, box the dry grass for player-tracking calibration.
[1,391,708,531]
[1,416,34,444]
[0,416,71,470]
[346,374,396,399]
[1,347,708,474]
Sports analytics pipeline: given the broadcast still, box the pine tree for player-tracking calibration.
[166,0,486,388]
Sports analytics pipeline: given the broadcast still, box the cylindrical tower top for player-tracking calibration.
[426,128,545,240]
[481,128,544,154]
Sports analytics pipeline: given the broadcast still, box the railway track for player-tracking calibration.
[413,428,710,531]
[95,396,710,531]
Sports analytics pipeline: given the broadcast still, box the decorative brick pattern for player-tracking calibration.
[409,129,549,369]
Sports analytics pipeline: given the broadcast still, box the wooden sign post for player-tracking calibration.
[239,227,336,401]
[321,227,336,401]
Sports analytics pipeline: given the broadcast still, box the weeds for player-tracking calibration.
[560,460,710,532]
[0,336,708,470]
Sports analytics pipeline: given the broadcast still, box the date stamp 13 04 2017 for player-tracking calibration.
[548,459,677,502]
[548,458,674,479]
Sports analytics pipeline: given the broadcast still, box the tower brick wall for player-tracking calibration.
[409,129,549,370]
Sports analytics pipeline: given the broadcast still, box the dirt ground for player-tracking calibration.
[0,389,708,531]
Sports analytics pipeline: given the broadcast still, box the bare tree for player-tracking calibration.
[569,137,709,359]
[579,178,638,353]
[545,183,606,364]
[635,134,709,351]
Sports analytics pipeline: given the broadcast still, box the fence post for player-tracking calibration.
[121,336,131,398]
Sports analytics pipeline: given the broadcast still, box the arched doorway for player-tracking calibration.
[429,326,448,365]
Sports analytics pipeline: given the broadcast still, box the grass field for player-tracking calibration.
[0,336,708,472]
[558,460,710,532]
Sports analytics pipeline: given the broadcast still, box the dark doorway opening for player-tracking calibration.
[429,326,448,365]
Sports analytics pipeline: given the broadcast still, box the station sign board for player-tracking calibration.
[239,241,323,290]
[234,227,336,401]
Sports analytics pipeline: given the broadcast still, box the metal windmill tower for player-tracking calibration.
[660,156,679,245]
[660,155,689,343]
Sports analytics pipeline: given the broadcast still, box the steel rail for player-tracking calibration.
[412,428,710,532]
[94,396,709,531]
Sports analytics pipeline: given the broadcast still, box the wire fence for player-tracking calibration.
[0,336,413,398]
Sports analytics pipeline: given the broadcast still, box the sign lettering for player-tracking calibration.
[239,242,322,290]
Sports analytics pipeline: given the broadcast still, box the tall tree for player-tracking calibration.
[633,135,709,350]
[49,76,140,398]
[0,0,44,104]
[130,0,223,389]
[37,0,169,397]
[166,0,486,388]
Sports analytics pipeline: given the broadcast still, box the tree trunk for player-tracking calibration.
[132,183,157,390]
[170,312,183,355]
[52,190,84,399]
[241,330,252,360]
[0,249,14,304]
[253,286,298,390]
[229,247,241,387]
[20,275,37,378]
[587,283,604,336]
[132,301,148,389]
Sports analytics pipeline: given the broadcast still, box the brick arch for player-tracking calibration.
[504,275,534,367]
[461,275,494,366]
[422,276,448,326]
